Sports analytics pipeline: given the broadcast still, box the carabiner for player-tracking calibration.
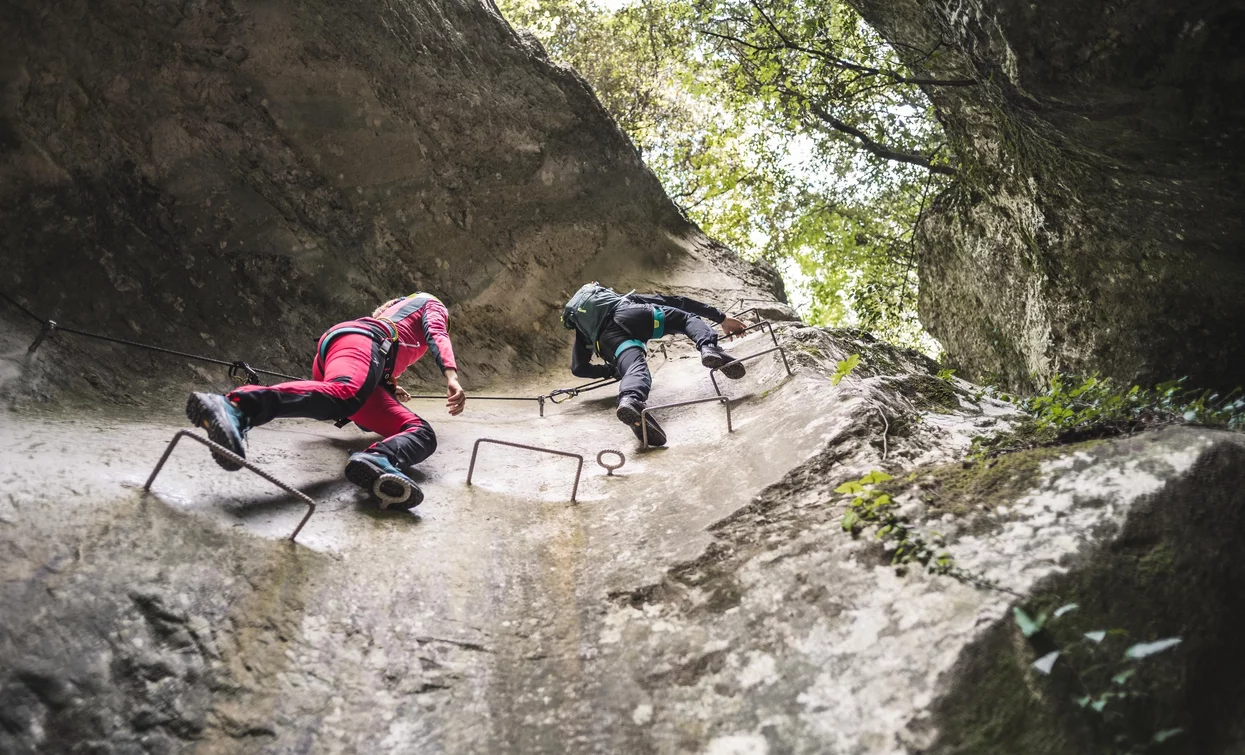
[229,361,262,386]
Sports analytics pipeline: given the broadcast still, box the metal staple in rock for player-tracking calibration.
[143,430,317,541]
[640,396,734,449]
[466,438,585,503]
[729,298,778,317]
[709,346,793,397]
[708,321,794,397]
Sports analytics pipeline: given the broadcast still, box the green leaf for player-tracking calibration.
[1152,728,1184,744]
[831,354,861,385]
[1091,698,1108,713]
[1031,651,1059,675]
[1052,603,1079,619]
[1124,637,1182,659]
[860,470,894,484]
[834,481,864,494]
[1084,630,1107,643]
[841,511,858,531]
[1013,607,1044,638]
[1112,668,1136,686]
[1074,695,1091,708]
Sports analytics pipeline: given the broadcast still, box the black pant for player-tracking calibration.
[599,302,718,404]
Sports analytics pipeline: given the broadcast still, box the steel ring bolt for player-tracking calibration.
[596,449,626,475]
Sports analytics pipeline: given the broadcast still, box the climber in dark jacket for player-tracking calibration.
[563,285,747,446]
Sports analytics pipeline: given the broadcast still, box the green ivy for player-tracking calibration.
[835,470,952,572]
[969,374,1245,459]
[831,353,861,385]
[1013,604,1186,753]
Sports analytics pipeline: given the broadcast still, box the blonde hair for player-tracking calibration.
[372,297,405,318]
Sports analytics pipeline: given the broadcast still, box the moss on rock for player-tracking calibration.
[929,438,1245,754]
[889,439,1105,520]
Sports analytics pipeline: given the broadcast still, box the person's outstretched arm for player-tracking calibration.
[571,330,613,379]
[630,293,746,335]
[421,301,466,415]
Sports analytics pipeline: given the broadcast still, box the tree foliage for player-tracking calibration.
[498,0,956,348]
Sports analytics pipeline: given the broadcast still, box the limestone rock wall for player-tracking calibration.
[848,0,1245,390]
[4,325,1242,752]
[0,0,780,403]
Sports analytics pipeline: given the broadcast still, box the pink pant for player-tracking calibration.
[229,331,436,468]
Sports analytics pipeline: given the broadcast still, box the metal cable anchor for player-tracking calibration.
[596,449,626,475]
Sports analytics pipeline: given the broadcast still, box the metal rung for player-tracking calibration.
[729,298,777,317]
[143,430,317,541]
[466,438,585,503]
[709,344,793,397]
[725,319,778,343]
[640,396,733,448]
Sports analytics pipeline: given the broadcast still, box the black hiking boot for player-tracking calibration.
[345,452,424,511]
[700,343,746,380]
[185,392,251,471]
[616,396,667,447]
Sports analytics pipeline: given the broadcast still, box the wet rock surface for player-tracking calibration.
[0,0,778,406]
[2,326,1241,753]
[849,0,1245,390]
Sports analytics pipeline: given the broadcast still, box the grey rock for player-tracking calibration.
[3,325,1241,752]
[0,0,779,407]
[847,0,1245,390]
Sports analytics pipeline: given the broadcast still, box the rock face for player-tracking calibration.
[3,324,1242,753]
[848,0,1245,391]
[0,0,780,404]
[4,0,1243,752]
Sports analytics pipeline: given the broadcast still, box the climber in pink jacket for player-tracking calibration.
[185,293,465,510]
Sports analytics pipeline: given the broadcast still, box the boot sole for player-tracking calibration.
[617,404,667,447]
[345,457,424,510]
[701,353,746,380]
[185,393,245,471]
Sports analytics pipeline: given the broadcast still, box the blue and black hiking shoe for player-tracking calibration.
[185,392,252,471]
[617,396,666,447]
[345,452,424,511]
[700,343,746,380]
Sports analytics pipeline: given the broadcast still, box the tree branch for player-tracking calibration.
[805,100,957,175]
[743,0,976,87]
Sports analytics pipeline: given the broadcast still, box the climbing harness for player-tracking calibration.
[466,438,585,503]
[596,449,626,475]
[144,429,317,541]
